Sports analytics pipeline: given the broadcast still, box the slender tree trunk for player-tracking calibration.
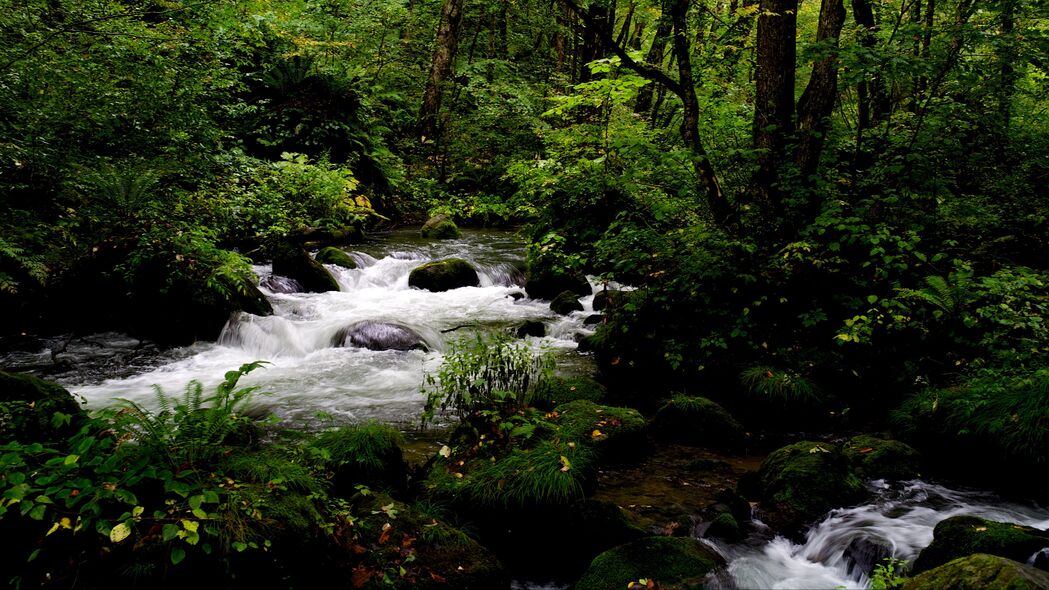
[497,0,509,57]
[751,0,798,215]
[916,0,936,94]
[853,0,889,129]
[670,0,731,224]
[418,0,466,142]
[634,6,673,116]
[796,0,846,180]
[997,0,1017,133]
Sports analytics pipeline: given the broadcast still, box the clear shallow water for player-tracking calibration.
[708,480,1049,589]
[69,229,599,426]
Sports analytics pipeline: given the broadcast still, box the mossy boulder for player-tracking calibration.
[843,435,922,481]
[554,400,646,459]
[550,290,584,315]
[575,537,724,590]
[592,289,626,312]
[408,259,479,292]
[420,214,462,239]
[272,243,340,293]
[912,516,1049,574]
[310,422,408,495]
[753,441,868,536]
[650,395,745,449]
[903,554,1049,590]
[0,372,86,443]
[533,376,607,410]
[315,247,358,269]
[706,512,743,542]
[515,320,546,338]
[524,266,591,300]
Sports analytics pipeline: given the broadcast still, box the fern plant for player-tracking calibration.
[740,365,820,404]
[0,235,47,294]
[896,271,974,317]
[110,361,269,471]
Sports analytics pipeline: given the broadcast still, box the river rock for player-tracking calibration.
[912,515,1049,574]
[592,289,625,312]
[332,321,429,352]
[0,372,86,443]
[752,441,868,537]
[575,537,724,590]
[260,274,303,293]
[524,266,590,300]
[650,395,745,449]
[515,320,546,338]
[315,246,357,269]
[903,554,1049,590]
[550,290,583,315]
[408,258,479,292]
[420,214,461,239]
[533,375,607,409]
[272,243,340,293]
[843,434,922,481]
[583,314,603,326]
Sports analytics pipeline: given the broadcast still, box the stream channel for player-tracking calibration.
[9,229,1049,589]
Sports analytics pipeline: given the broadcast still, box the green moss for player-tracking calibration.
[310,421,407,493]
[843,435,922,481]
[272,242,340,292]
[903,554,1049,590]
[533,376,607,409]
[755,441,868,536]
[420,215,461,239]
[706,512,743,542]
[408,258,479,292]
[550,290,583,314]
[315,246,357,269]
[575,537,723,590]
[912,516,1049,574]
[554,400,645,450]
[0,372,86,443]
[651,395,745,449]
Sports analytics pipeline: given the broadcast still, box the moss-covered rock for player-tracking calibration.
[408,259,480,292]
[592,289,626,312]
[912,516,1049,574]
[533,376,607,409]
[843,435,922,481]
[0,372,86,443]
[903,554,1049,590]
[650,395,745,449]
[575,537,724,590]
[315,246,358,269]
[550,290,584,315]
[420,214,462,239]
[706,512,743,542]
[272,243,340,293]
[753,441,868,536]
[554,400,646,459]
[524,266,591,300]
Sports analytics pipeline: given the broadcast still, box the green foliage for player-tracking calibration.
[422,332,553,426]
[311,421,404,472]
[870,557,909,590]
[740,366,820,404]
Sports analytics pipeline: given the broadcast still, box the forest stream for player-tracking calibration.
[6,230,1047,589]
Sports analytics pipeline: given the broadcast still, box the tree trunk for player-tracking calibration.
[853,0,889,130]
[634,5,673,116]
[751,0,797,215]
[795,0,846,180]
[417,0,466,142]
[996,0,1017,133]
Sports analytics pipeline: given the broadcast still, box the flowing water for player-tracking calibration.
[708,480,1049,589]
[63,229,598,426]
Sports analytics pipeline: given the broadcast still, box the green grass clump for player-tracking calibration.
[553,400,645,445]
[453,439,595,508]
[311,421,405,470]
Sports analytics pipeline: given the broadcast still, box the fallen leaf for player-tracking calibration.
[559,455,571,472]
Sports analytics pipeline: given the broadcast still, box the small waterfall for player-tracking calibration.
[712,481,1049,589]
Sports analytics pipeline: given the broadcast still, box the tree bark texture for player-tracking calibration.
[634,4,673,116]
[417,0,465,142]
[795,0,846,179]
[752,0,797,213]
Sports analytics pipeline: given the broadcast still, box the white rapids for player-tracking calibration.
[71,230,600,426]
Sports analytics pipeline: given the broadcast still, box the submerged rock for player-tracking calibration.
[752,441,868,537]
[315,246,358,269]
[332,321,429,352]
[843,434,922,481]
[575,537,724,590]
[903,554,1049,590]
[408,259,479,292]
[650,395,745,449]
[420,214,461,239]
[912,515,1049,574]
